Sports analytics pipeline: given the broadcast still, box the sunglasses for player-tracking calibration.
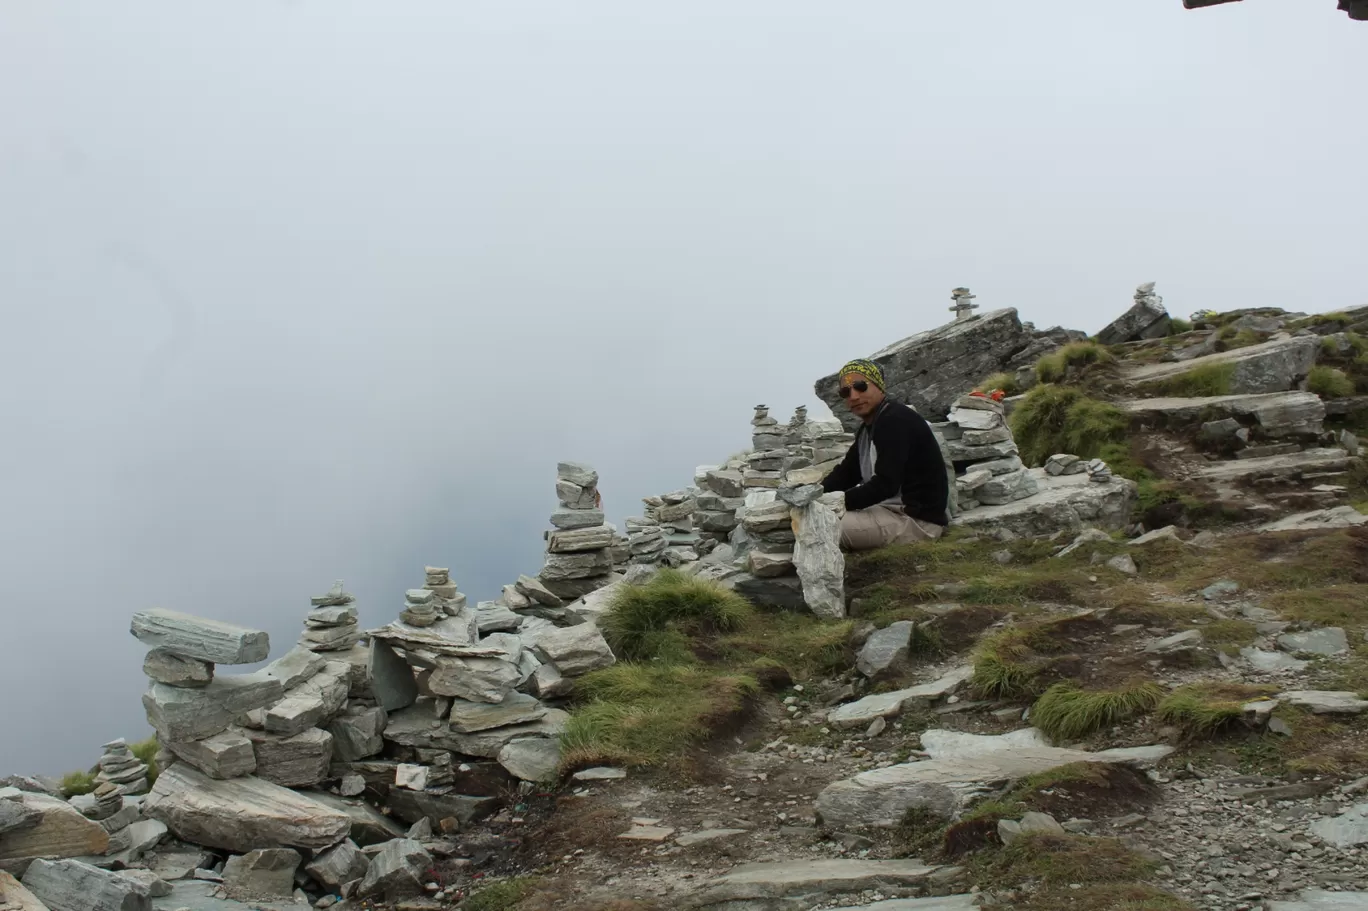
[838,380,869,399]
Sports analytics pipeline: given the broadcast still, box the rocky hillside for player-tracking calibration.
[2,290,1367,911]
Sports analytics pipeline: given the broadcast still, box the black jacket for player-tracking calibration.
[821,400,950,526]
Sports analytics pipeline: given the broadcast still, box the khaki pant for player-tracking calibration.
[840,504,944,552]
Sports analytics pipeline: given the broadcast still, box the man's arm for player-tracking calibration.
[842,410,913,511]
[821,439,861,493]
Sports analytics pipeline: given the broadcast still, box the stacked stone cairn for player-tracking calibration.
[934,392,1038,510]
[640,489,701,566]
[744,405,786,491]
[93,738,149,797]
[625,514,666,566]
[299,581,363,651]
[539,462,617,601]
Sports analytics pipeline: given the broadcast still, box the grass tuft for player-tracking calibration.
[1309,365,1356,399]
[1035,341,1116,385]
[129,736,159,788]
[1010,385,1130,468]
[59,770,97,798]
[1167,318,1193,335]
[561,663,758,769]
[978,833,1157,889]
[1157,682,1275,738]
[977,371,1023,397]
[1031,681,1163,742]
[1142,362,1235,397]
[460,877,539,911]
[601,569,753,662]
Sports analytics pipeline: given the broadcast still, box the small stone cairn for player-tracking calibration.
[744,405,786,491]
[640,489,701,567]
[934,392,1037,509]
[625,514,667,566]
[299,581,362,651]
[93,738,149,797]
[539,462,616,600]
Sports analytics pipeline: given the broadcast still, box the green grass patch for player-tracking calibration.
[1291,311,1356,331]
[1200,619,1259,650]
[560,663,758,769]
[1157,682,1275,738]
[129,737,159,788]
[1010,385,1130,468]
[1167,318,1192,335]
[1035,342,1116,385]
[1264,585,1368,630]
[718,611,854,681]
[1309,365,1356,399]
[59,770,97,798]
[601,569,752,662]
[977,833,1157,889]
[459,877,539,911]
[1141,362,1235,398]
[977,371,1023,397]
[1165,527,1368,592]
[969,614,1105,700]
[1015,883,1196,911]
[1031,681,1163,742]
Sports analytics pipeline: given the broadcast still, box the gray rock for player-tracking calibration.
[326,706,387,762]
[549,508,605,530]
[0,794,110,873]
[556,462,598,488]
[1280,691,1368,714]
[368,639,419,713]
[1124,336,1319,397]
[448,693,547,733]
[113,871,169,899]
[540,550,613,581]
[827,667,974,729]
[572,767,627,782]
[383,789,499,829]
[297,623,360,652]
[475,602,522,634]
[142,765,349,853]
[104,819,168,867]
[1019,811,1065,836]
[814,308,1082,424]
[165,730,257,779]
[524,663,573,700]
[1124,391,1328,440]
[792,500,845,619]
[142,650,214,688]
[301,792,404,847]
[547,525,617,554]
[951,471,1135,538]
[514,574,565,608]
[1097,295,1170,345]
[1241,648,1310,673]
[0,794,42,836]
[304,840,369,891]
[497,739,562,782]
[221,848,300,900]
[427,655,522,703]
[130,610,269,665]
[261,646,327,691]
[357,839,431,901]
[1105,554,1138,575]
[1278,627,1349,656]
[263,692,327,737]
[142,673,283,743]
[307,604,358,626]
[21,859,151,911]
[777,484,823,508]
[1259,506,1368,533]
[1267,891,1368,910]
[1145,629,1203,654]
[856,622,914,679]
[531,624,616,677]
[1310,804,1368,848]
[691,859,942,908]
[246,729,333,789]
[1202,580,1240,600]
[556,479,598,509]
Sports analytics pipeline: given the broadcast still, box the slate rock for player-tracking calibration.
[792,500,845,619]
[326,706,387,762]
[691,858,942,907]
[21,859,150,911]
[1279,691,1368,714]
[1310,803,1368,848]
[142,673,284,743]
[531,624,616,677]
[130,610,269,665]
[427,655,522,703]
[305,840,369,891]
[0,793,110,870]
[0,795,42,836]
[1241,647,1309,673]
[1278,627,1349,657]
[261,646,327,691]
[357,838,430,901]
[827,667,974,729]
[141,764,349,852]
[514,574,565,608]
[524,663,573,700]
[856,622,915,679]
[164,729,257,779]
[448,693,547,733]
[301,792,404,847]
[383,790,499,829]
[497,738,562,782]
[221,848,300,900]
[368,639,419,713]
[141,649,214,688]
[247,728,334,788]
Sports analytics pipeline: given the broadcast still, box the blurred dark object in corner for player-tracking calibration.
[1182,0,1366,20]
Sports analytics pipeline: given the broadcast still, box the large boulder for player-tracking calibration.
[951,471,1136,538]
[1123,335,1319,396]
[1119,391,1326,440]
[141,764,349,853]
[0,792,109,874]
[814,309,1081,425]
[20,859,150,911]
[221,848,301,900]
[129,610,269,665]
[1095,287,1170,345]
[357,839,431,901]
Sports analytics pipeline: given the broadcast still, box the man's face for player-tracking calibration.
[839,372,883,419]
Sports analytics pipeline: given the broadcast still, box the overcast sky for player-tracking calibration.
[1,2,1363,775]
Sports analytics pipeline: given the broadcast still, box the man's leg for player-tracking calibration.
[893,517,945,545]
[840,505,912,551]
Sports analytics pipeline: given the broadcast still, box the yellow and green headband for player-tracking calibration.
[838,358,886,392]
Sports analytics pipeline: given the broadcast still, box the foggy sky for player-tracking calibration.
[1,2,1363,775]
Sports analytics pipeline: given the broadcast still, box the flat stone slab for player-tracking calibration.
[815,744,1170,829]
[151,879,293,911]
[497,738,562,782]
[827,667,973,729]
[141,765,349,853]
[572,767,627,781]
[1279,691,1368,714]
[142,673,283,743]
[1311,804,1368,848]
[1259,506,1368,533]
[1197,448,1353,485]
[0,792,110,868]
[447,693,546,733]
[1242,647,1310,673]
[1123,335,1319,395]
[675,828,748,847]
[1278,628,1349,657]
[689,859,943,907]
[1119,391,1326,434]
[919,727,1049,759]
[825,898,981,911]
[131,610,269,665]
[1269,891,1368,910]
[21,859,151,911]
[951,471,1136,538]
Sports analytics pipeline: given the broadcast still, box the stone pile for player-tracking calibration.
[744,406,785,491]
[422,566,466,610]
[299,582,362,652]
[640,489,702,566]
[936,392,1037,509]
[625,515,667,566]
[1096,281,1172,345]
[93,739,149,798]
[540,462,617,601]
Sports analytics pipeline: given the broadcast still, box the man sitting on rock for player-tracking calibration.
[821,358,950,551]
